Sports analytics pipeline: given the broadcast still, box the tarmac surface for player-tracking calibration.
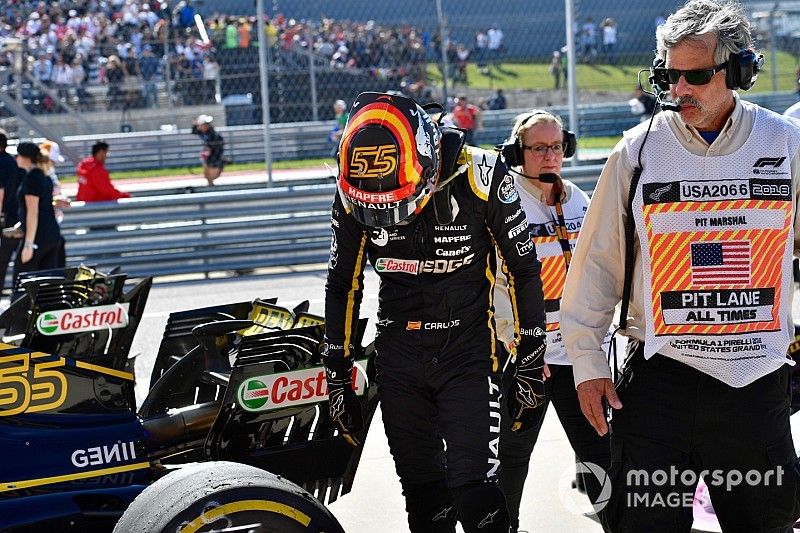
[107,158,793,532]
[129,266,606,533]
[128,265,800,532]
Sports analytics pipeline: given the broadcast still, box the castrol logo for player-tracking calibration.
[36,304,130,336]
[237,361,368,412]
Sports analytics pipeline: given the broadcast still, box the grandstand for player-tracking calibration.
[0,0,796,143]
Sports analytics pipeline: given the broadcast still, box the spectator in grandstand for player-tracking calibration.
[451,95,482,145]
[328,99,349,157]
[139,44,160,107]
[202,53,220,104]
[76,141,131,202]
[483,89,507,111]
[550,50,562,89]
[0,130,21,297]
[104,55,125,110]
[580,17,597,63]
[224,16,238,49]
[71,55,89,110]
[12,142,62,284]
[121,44,142,108]
[629,85,657,120]
[454,43,470,84]
[237,17,251,48]
[475,29,489,74]
[191,115,225,186]
[174,1,195,29]
[31,51,52,86]
[52,54,73,102]
[487,23,504,68]
[602,17,618,64]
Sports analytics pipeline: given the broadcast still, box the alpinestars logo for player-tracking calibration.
[432,506,454,522]
[478,509,500,528]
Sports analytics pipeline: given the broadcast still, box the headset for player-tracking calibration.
[498,111,576,169]
[650,48,763,93]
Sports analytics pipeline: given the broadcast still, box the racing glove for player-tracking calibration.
[323,352,363,447]
[507,327,547,432]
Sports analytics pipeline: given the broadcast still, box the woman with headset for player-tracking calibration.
[493,110,612,532]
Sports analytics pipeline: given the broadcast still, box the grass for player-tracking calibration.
[61,54,798,182]
[58,157,337,183]
[429,50,800,93]
[59,137,623,183]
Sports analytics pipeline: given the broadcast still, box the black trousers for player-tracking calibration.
[11,240,61,300]
[606,347,800,532]
[0,236,20,295]
[376,340,509,533]
[499,362,611,531]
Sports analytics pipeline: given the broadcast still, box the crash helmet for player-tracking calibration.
[337,92,441,228]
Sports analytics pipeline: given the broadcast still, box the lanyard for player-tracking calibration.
[551,197,572,273]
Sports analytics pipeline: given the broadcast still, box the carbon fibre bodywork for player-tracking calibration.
[0,291,377,532]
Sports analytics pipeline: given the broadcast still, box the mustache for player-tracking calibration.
[675,96,702,109]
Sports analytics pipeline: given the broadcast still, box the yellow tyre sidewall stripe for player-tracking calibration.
[180,499,312,532]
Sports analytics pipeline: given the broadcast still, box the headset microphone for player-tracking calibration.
[509,167,559,183]
[655,91,681,112]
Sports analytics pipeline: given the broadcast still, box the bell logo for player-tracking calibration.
[38,313,59,334]
[240,379,270,410]
[36,304,130,336]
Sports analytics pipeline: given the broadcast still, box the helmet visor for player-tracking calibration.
[338,175,432,227]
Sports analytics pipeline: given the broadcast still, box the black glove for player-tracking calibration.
[507,328,547,432]
[323,354,363,447]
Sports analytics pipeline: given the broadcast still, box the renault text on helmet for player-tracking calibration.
[337,92,442,227]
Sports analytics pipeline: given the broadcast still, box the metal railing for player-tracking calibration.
[48,90,799,177]
[61,163,604,279]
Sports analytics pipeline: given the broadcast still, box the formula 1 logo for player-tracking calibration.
[237,361,368,412]
[350,145,398,178]
[753,157,786,168]
[36,304,130,336]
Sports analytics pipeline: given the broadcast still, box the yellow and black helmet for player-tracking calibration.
[337,92,441,228]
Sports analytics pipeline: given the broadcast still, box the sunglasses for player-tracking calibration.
[653,61,727,86]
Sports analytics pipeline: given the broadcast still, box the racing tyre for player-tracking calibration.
[114,461,344,533]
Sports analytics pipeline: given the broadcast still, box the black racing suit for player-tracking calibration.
[325,146,546,533]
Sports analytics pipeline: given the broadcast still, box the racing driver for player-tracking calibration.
[323,91,547,533]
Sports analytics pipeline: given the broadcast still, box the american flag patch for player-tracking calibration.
[690,241,750,285]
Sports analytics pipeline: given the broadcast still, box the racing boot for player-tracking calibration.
[452,481,510,533]
[404,480,457,533]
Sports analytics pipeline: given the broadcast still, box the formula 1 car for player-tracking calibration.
[0,293,378,532]
[0,265,151,367]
